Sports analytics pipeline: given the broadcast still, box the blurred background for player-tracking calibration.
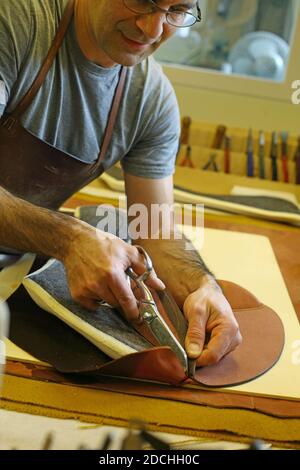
[155,0,296,82]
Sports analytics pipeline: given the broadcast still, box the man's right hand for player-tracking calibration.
[63,223,165,322]
[0,186,165,321]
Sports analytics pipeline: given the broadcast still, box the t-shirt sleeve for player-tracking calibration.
[0,0,33,117]
[121,60,180,179]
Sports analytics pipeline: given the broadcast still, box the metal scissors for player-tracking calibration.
[126,246,188,373]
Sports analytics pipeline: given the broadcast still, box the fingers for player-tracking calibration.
[77,297,100,311]
[144,270,166,291]
[130,246,166,291]
[185,311,206,358]
[107,244,165,320]
[67,240,164,322]
[109,272,140,321]
[184,288,242,367]
[84,269,140,321]
[75,276,140,320]
[72,288,118,311]
[196,325,242,367]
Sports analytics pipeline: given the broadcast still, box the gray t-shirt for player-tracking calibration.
[0,0,180,178]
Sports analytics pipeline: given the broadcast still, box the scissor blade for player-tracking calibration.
[140,305,188,373]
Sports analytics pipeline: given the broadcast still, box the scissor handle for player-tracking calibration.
[126,245,153,283]
[126,246,154,303]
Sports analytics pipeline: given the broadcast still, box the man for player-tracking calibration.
[0,0,241,367]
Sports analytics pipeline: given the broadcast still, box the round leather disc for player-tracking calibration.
[194,281,285,387]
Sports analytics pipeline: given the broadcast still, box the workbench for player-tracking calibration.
[1,178,300,450]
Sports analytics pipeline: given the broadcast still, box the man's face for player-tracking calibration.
[81,0,197,67]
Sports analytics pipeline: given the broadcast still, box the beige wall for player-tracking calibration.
[171,83,300,134]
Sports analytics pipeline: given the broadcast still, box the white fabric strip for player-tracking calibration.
[0,80,7,105]
[0,253,36,301]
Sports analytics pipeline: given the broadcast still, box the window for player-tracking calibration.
[155,1,300,134]
[155,0,298,84]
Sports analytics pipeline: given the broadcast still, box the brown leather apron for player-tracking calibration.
[0,0,126,211]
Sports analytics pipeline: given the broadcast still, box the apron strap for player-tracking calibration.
[5,0,127,169]
[95,66,127,168]
[9,0,76,120]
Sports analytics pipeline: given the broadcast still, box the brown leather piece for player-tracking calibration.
[0,123,104,209]
[0,63,127,209]
[194,281,284,386]
[194,304,284,387]
[129,281,285,387]
[84,377,300,419]
[218,279,262,308]
[94,285,284,388]
[90,302,284,388]
[7,278,284,388]
[94,348,187,385]
[6,360,300,419]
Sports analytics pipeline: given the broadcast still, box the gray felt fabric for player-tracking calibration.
[26,206,151,352]
[174,189,300,215]
[28,259,151,351]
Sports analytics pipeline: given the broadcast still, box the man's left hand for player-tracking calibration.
[183,279,242,367]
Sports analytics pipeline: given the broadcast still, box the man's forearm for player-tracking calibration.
[136,231,215,308]
[0,186,80,260]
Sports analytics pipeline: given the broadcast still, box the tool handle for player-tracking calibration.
[294,138,300,184]
[282,156,289,183]
[271,156,278,181]
[180,117,192,145]
[211,125,226,149]
[224,136,231,174]
[247,151,254,177]
[258,153,265,179]
[224,148,230,174]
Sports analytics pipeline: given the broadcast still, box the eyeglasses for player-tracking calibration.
[123,0,202,28]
